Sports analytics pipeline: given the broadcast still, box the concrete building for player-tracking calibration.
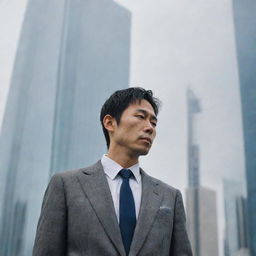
[186,187,219,256]
[186,89,219,256]
[232,0,256,255]
[0,0,131,255]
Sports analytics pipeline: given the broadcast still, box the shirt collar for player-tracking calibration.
[101,154,141,183]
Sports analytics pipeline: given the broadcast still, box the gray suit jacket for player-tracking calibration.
[33,161,192,256]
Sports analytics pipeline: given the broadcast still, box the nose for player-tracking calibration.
[144,120,154,134]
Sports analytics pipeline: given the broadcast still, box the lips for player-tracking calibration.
[139,137,152,144]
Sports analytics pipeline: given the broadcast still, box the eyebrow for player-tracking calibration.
[136,109,158,122]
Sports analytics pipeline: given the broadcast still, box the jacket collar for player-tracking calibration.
[78,161,163,256]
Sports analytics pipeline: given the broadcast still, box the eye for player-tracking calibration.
[136,115,144,119]
[151,122,157,127]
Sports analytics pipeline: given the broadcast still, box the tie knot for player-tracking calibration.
[119,169,133,179]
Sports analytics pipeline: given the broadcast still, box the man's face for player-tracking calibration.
[111,99,157,157]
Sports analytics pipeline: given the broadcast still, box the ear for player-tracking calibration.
[103,114,117,133]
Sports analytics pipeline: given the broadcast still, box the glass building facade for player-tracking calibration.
[0,0,131,255]
[232,0,256,255]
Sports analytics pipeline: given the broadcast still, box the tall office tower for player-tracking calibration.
[187,89,201,188]
[0,0,131,255]
[223,179,249,256]
[186,89,219,256]
[232,1,256,255]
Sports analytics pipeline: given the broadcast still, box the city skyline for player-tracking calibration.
[0,0,249,255]
[122,2,247,255]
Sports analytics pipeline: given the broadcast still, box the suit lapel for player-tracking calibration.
[77,161,126,256]
[129,169,163,256]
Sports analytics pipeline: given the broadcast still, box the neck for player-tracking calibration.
[106,147,139,168]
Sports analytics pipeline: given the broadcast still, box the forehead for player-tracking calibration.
[125,99,156,115]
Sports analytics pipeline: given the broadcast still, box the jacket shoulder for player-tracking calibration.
[50,160,101,180]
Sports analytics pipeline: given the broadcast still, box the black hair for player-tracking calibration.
[100,87,161,148]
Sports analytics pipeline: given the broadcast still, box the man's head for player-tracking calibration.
[100,87,160,156]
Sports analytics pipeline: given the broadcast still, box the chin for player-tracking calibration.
[135,147,150,156]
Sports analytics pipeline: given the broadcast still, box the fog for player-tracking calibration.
[0,0,248,255]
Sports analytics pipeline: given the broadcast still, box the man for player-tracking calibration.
[33,87,192,256]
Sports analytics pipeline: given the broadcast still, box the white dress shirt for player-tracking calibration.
[101,154,142,222]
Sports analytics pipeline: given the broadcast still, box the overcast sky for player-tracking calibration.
[0,0,28,127]
[118,1,246,255]
[0,0,247,255]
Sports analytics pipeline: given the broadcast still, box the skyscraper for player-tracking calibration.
[187,89,201,188]
[186,89,201,255]
[186,89,219,256]
[223,179,249,256]
[232,0,256,255]
[0,0,131,255]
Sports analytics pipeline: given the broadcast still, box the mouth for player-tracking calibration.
[139,137,152,144]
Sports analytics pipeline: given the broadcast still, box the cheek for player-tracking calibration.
[126,121,141,131]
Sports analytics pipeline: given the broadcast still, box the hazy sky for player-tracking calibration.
[116,0,246,186]
[117,1,246,255]
[0,0,28,127]
[0,0,247,255]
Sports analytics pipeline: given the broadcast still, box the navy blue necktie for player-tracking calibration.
[119,169,136,255]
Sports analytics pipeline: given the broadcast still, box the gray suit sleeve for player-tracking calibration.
[170,190,193,256]
[33,174,67,256]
